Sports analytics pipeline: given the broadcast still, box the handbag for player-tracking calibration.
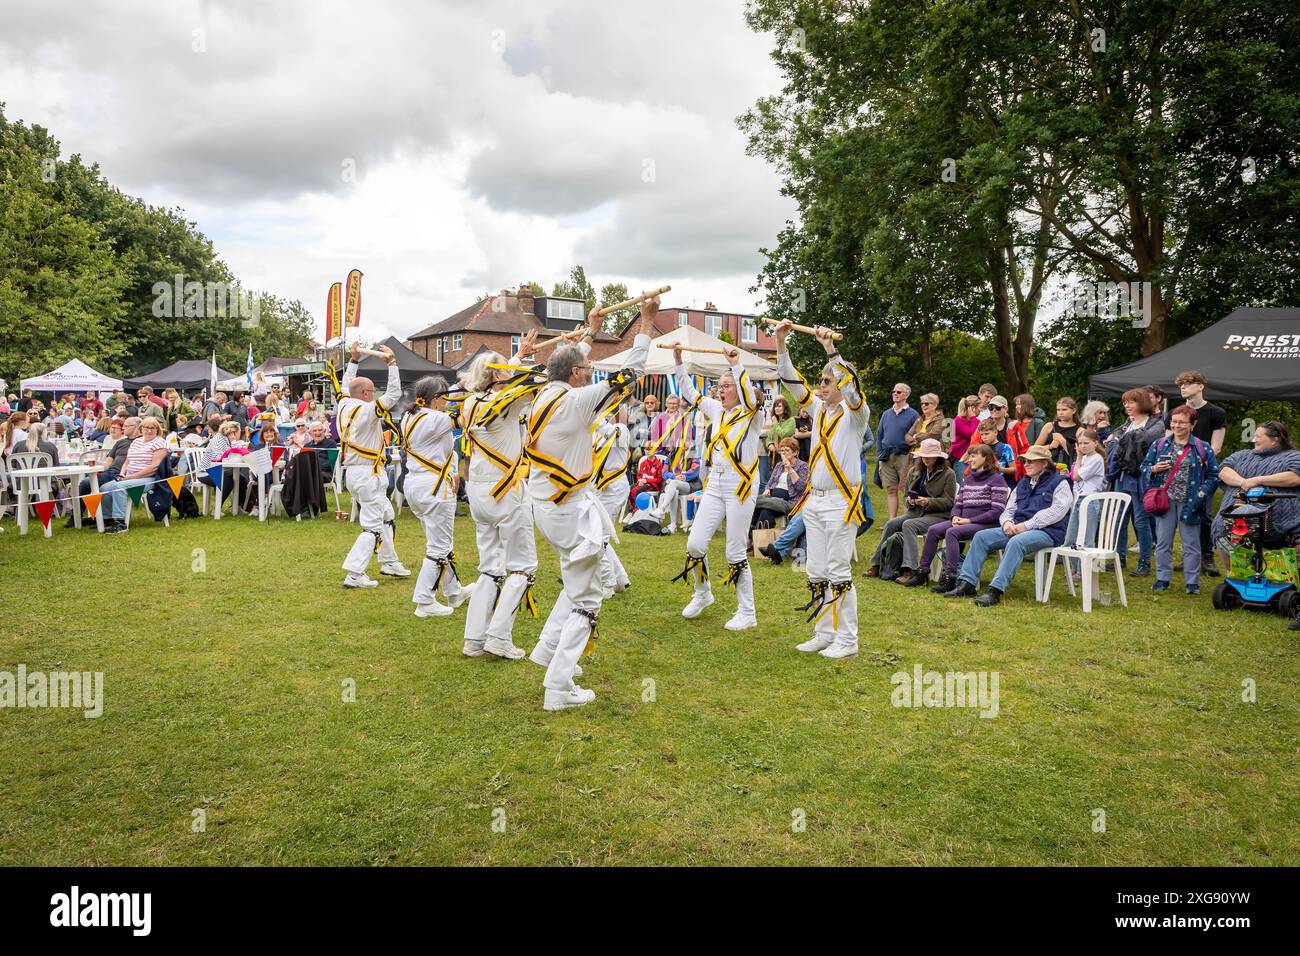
[1142,441,1193,516]
[752,522,780,550]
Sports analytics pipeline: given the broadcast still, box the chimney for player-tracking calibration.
[704,301,717,311]
[518,282,535,315]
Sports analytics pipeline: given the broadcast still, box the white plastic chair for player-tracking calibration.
[7,451,53,517]
[182,447,211,516]
[1036,492,1131,612]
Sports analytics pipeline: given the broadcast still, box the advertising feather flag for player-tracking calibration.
[344,269,363,328]
[326,282,343,342]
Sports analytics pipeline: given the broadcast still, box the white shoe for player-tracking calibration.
[380,562,412,577]
[682,591,714,619]
[528,647,581,676]
[484,638,526,660]
[414,601,453,618]
[724,612,758,631]
[665,524,677,534]
[796,634,835,653]
[819,643,858,660]
[447,586,470,609]
[614,578,632,593]
[602,587,615,600]
[343,572,378,589]
[462,641,485,658]
[543,685,596,711]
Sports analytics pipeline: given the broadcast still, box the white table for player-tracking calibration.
[211,458,269,522]
[9,464,105,537]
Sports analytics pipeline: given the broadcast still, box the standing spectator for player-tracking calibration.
[1173,370,1227,576]
[918,444,1010,593]
[762,395,797,482]
[866,438,955,582]
[793,405,813,460]
[651,394,689,467]
[80,390,104,417]
[1106,387,1166,575]
[1062,428,1108,573]
[978,417,1016,486]
[1007,394,1036,478]
[986,394,1010,443]
[1141,406,1220,594]
[903,393,945,485]
[202,391,225,422]
[875,383,920,519]
[295,388,316,418]
[1036,397,1082,468]
[1080,400,1113,443]
[1146,385,1167,424]
[975,384,997,421]
[16,389,35,413]
[950,395,980,485]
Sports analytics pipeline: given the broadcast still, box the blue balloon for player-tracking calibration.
[637,492,653,511]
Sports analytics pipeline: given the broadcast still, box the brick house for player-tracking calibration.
[612,302,777,357]
[405,284,623,367]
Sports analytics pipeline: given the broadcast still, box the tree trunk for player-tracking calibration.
[986,246,1026,395]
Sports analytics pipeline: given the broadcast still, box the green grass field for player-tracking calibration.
[1,485,1297,866]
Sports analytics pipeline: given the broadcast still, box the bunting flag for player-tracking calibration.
[326,282,343,342]
[126,485,146,507]
[327,448,340,465]
[344,269,363,328]
[167,475,185,497]
[270,446,285,467]
[207,464,224,488]
[83,493,102,519]
[249,445,273,479]
[33,499,57,530]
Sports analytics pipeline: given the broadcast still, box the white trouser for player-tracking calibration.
[656,478,692,523]
[597,478,631,591]
[803,490,859,649]
[533,492,607,692]
[343,467,398,574]
[406,472,462,605]
[464,479,537,647]
[683,470,756,616]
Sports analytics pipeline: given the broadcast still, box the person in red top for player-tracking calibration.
[1007,394,1035,479]
[950,395,980,485]
[628,450,667,510]
[296,388,316,418]
[79,390,104,417]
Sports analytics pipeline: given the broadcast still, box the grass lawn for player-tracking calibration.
[1,484,1297,866]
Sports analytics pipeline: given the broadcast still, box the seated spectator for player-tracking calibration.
[1210,421,1300,551]
[1,410,30,456]
[651,454,702,534]
[284,418,311,449]
[198,421,241,499]
[914,444,1010,592]
[628,449,668,510]
[866,438,956,583]
[752,438,807,528]
[944,445,1075,605]
[1061,429,1107,577]
[950,395,981,484]
[250,421,278,450]
[87,416,112,443]
[304,420,338,483]
[99,417,169,533]
[1140,405,1220,594]
[17,421,61,465]
[977,418,1015,485]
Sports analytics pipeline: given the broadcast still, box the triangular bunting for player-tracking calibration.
[270,445,285,466]
[327,448,340,464]
[167,475,185,497]
[127,484,146,506]
[83,493,102,519]
[207,465,224,488]
[33,499,57,529]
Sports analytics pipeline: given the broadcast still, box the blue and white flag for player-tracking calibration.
[245,343,255,392]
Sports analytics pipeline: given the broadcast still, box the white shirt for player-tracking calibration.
[526,335,651,502]
[401,407,457,497]
[674,361,761,477]
[337,362,401,470]
[777,352,870,493]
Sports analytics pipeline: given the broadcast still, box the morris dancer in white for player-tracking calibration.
[401,376,468,617]
[774,319,869,658]
[593,404,633,596]
[671,340,762,630]
[527,297,658,710]
[338,342,411,588]
[459,328,543,659]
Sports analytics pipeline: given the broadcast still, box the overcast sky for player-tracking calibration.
[0,0,796,343]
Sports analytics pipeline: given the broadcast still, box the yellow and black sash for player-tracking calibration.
[592,429,625,491]
[524,388,590,504]
[703,404,757,501]
[463,393,528,501]
[339,403,384,475]
[401,412,455,497]
[788,403,865,525]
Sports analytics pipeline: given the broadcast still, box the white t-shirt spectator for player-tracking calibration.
[123,436,167,477]
[1073,454,1106,498]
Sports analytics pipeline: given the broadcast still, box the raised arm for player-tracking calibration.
[574,295,659,422]
[509,328,540,366]
[375,347,401,415]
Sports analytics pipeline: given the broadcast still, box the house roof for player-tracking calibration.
[616,304,765,339]
[409,292,618,341]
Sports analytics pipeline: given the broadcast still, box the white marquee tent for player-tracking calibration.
[592,325,778,381]
[20,359,122,393]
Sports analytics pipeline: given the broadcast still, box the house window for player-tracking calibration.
[452,334,463,351]
[436,338,445,363]
[510,334,521,355]
[677,311,689,327]
[547,299,583,321]
[742,318,757,342]
[705,314,722,337]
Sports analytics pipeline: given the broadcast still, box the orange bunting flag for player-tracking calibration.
[344,269,363,328]
[33,499,57,529]
[167,475,185,497]
[326,282,343,342]
[83,493,102,519]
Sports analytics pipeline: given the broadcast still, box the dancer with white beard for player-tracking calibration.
[593,405,633,597]
[459,328,544,660]
[338,341,411,588]
[400,376,468,618]
[527,296,658,711]
[671,340,762,631]
[774,319,869,659]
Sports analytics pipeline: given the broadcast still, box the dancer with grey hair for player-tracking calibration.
[401,375,467,618]
[458,327,542,659]
[338,341,410,588]
[527,295,659,711]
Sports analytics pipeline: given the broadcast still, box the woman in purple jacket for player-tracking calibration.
[906,444,1011,591]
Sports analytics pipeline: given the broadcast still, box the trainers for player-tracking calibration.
[543,685,596,711]
[819,643,858,660]
[795,634,834,653]
[414,601,453,617]
[682,591,714,619]
[380,562,412,577]
[1133,562,1151,577]
[462,641,486,658]
[448,586,471,609]
[484,638,526,660]
[343,572,378,589]
[724,612,758,631]
[1186,584,1200,595]
[1152,580,1170,592]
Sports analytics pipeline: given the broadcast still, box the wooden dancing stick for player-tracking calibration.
[655,343,730,355]
[355,346,394,358]
[595,285,672,317]
[530,328,588,354]
[759,317,843,341]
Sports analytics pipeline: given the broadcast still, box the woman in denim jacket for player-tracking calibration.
[1140,404,1220,594]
